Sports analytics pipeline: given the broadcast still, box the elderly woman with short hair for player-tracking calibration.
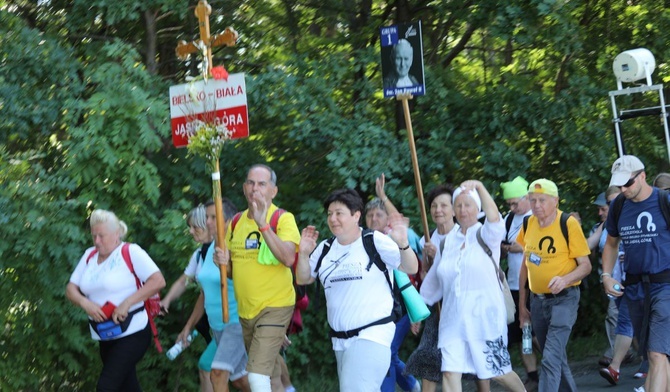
[66,209,165,392]
[420,180,525,392]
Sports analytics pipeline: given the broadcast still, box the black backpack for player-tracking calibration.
[313,229,404,338]
[522,212,570,247]
[609,188,670,229]
[504,212,515,243]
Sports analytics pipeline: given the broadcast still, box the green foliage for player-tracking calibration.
[3,0,670,389]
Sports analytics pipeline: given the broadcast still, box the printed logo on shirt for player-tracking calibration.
[320,252,365,288]
[538,236,556,254]
[621,212,659,245]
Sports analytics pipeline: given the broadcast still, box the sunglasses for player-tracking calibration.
[618,171,642,189]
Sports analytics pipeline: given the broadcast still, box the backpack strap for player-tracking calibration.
[559,211,570,246]
[228,212,243,241]
[523,215,530,234]
[523,213,569,246]
[269,209,285,233]
[361,229,393,293]
[85,249,98,264]
[610,193,626,230]
[658,189,670,227]
[121,243,141,289]
[505,212,515,242]
[476,227,505,288]
[313,237,336,278]
[120,243,163,353]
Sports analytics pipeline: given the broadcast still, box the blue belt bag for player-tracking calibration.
[89,306,143,340]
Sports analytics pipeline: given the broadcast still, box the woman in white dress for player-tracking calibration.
[420,180,525,392]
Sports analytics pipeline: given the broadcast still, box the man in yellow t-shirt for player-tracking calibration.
[517,179,591,392]
[221,164,300,392]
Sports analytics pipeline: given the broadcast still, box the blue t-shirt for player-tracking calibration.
[197,241,239,330]
[606,188,670,277]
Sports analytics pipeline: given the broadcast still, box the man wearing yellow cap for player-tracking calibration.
[517,179,591,392]
[500,176,538,390]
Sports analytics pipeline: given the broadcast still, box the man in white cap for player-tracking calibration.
[517,179,591,392]
[500,176,538,390]
[601,155,670,392]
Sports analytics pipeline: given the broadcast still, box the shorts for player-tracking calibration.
[211,323,248,381]
[198,339,217,372]
[240,306,293,377]
[614,295,633,337]
[627,284,670,356]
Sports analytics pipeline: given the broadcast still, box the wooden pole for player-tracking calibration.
[176,0,239,324]
[213,160,229,323]
[398,94,431,243]
[194,0,214,74]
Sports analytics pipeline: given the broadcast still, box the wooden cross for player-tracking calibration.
[175,0,238,75]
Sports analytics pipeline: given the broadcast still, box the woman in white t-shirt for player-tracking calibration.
[296,188,419,392]
[66,209,165,392]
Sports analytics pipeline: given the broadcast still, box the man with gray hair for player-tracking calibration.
[517,179,591,392]
[602,155,670,392]
[217,164,301,392]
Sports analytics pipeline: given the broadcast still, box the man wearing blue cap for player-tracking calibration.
[517,179,591,392]
[602,155,670,392]
[500,176,538,390]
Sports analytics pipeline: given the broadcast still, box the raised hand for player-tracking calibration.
[459,180,483,193]
[249,194,269,226]
[387,212,409,246]
[299,226,320,256]
[375,173,387,201]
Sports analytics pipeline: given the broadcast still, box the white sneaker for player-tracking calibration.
[633,386,645,392]
[411,381,421,392]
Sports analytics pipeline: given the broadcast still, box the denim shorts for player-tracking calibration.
[614,295,633,337]
[211,323,248,381]
[627,283,670,355]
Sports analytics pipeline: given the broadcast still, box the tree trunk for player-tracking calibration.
[144,9,158,75]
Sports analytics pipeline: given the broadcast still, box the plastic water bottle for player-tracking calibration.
[522,322,533,354]
[607,284,622,300]
[166,330,198,360]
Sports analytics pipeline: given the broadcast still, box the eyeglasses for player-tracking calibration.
[507,197,526,208]
[618,171,642,189]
